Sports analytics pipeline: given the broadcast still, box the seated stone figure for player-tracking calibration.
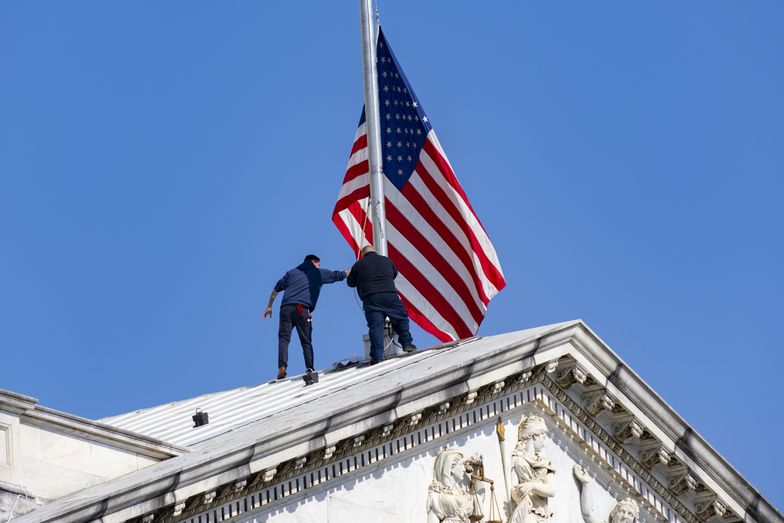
[426,448,483,523]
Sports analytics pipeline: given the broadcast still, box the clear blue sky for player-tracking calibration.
[1,0,782,510]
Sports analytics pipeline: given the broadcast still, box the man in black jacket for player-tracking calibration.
[347,245,416,363]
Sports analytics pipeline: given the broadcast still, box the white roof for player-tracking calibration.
[100,323,566,447]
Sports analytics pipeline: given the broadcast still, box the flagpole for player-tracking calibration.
[359,0,387,256]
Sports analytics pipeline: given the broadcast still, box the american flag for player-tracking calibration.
[333,28,506,342]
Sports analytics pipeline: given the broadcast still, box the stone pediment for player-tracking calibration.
[13,321,783,523]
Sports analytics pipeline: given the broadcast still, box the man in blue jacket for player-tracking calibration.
[264,254,348,380]
[347,245,416,364]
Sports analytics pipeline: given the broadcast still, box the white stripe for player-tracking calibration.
[385,181,488,312]
[337,199,372,248]
[344,123,368,168]
[393,274,458,341]
[337,175,370,201]
[422,132,504,275]
[346,141,368,169]
[353,123,367,141]
[425,131,455,180]
[386,220,479,333]
[404,171,500,300]
[420,134,503,276]
[419,148,498,267]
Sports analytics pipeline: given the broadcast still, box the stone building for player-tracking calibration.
[2,320,781,522]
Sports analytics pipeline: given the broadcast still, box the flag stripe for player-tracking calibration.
[385,216,481,330]
[421,139,499,263]
[350,134,368,156]
[387,243,473,339]
[344,160,369,184]
[334,186,370,214]
[336,176,370,203]
[395,273,458,339]
[422,137,482,226]
[398,293,453,342]
[334,200,372,258]
[385,190,487,321]
[415,144,506,291]
[345,201,373,249]
[397,178,494,305]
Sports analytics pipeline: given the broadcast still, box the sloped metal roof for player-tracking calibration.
[100,323,568,448]
[16,320,784,523]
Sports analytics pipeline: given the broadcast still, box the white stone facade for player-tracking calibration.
[178,384,680,523]
[0,389,183,519]
[10,321,783,523]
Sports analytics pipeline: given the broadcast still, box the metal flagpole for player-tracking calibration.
[359,0,387,255]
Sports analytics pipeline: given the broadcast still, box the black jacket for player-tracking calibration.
[347,252,398,299]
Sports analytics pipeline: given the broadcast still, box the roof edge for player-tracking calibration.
[567,322,783,523]
[0,389,189,460]
[14,320,782,523]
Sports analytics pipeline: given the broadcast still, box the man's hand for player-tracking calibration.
[345,268,351,276]
[263,307,273,319]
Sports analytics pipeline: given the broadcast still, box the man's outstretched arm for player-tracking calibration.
[320,268,350,284]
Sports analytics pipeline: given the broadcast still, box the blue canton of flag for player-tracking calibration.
[376,30,432,190]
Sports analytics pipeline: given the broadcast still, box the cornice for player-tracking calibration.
[137,364,741,523]
[150,367,707,523]
[0,389,187,461]
[565,324,783,523]
[15,321,782,523]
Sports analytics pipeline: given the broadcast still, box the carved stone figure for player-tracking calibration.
[509,415,556,523]
[574,465,640,523]
[427,448,483,523]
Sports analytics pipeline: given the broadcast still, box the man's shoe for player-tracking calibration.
[277,366,287,380]
[403,344,417,353]
[303,369,319,385]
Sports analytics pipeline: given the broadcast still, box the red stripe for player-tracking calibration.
[346,201,373,249]
[333,186,370,214]
[332,214,361,258]
[332,201,373,259]
[349,135,368,157]
[343,159,369,184]
[414,160,506,292]
[399,182,490,305]
[387,243,473,339]
[422,139,481,226]
[422,139,506,290]
[398,293,454,343]
[385,200,485,325]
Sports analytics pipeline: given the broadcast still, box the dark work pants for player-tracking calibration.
[363,292,413,362]
[278,304,314,370]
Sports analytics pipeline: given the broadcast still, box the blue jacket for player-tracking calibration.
[274,262,346,311]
